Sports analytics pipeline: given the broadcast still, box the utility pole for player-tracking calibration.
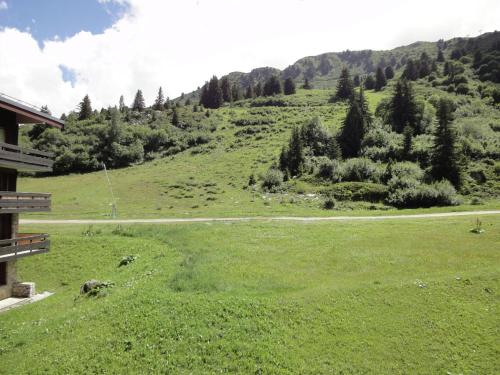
[102,163,117,219]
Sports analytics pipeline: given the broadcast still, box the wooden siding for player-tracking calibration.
[0,142,54,172]
[0,192,51,213]
[0,234,50,262]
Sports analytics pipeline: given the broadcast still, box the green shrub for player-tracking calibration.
[261,169,283,191]
[317,159,343,182]
[384,162,424,183]
[341,158,383,183]
[455,83,470,95]
[386,180,459,208]
[323,197,336,209]
[321,182,388,202]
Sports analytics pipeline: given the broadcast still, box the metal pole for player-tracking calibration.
[102,163,117,218]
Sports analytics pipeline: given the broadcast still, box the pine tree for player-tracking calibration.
[254,82,263,97]
[338,99,366,158]
[171,108,179,126]
[245,85,255,99]
[78,95,93,120]
[389,79,417,133]
[437,48,445,62]
[431,98,463,188]
[153,87,165,110]
[220,77,232,102]
[402,126,413,160]
[231,83,241,101]
[132,90,146,112]
[119,95,126,112]
[356,85,373,126]
[334,67,354,101]
[201,76,223,109]
[302,78,312,89]
[353,74,360,87]
[375,67,387,91]
[402,59,419,80]
[287,126,304,176]
[283,77,296,95]
[263,76,282,96]
[384,66,394,80]
[364,75,375,90]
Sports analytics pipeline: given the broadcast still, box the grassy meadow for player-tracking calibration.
[0,215,499,373]
[19,88,500,220]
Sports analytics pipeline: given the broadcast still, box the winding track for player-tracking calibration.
[19,210,500,225]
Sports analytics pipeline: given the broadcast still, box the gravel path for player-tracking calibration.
[19,210,500,225]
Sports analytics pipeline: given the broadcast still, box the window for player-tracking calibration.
[0,262,6,286]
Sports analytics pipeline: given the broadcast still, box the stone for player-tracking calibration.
[12,282,35,298]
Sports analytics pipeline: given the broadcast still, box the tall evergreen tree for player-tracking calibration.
[171,108,179,126]
[334,67,354,101]
[302,78,312,89]
[201,76,223,109]
[254,82,263,97]
[431,98,463,189]
[153,87,165,110]
[437,48,445,62]
[402,59,419,80]
[286,126,304,176]
[402,126,413,160]
[389,79,417,133]
[283,77,296,95]
[384,66,394,79]
[338,99,366,158]
[245,85,255,99]
[375,67,387,91]
[356,86,373,126]
[132,90,146,112]
[119,95,126,112]
[364,75,375,90]
[220,77,232,102]
[263,76,282,96]
[231,83,242,101]
[353,74,361,87]
[78,95,93,120]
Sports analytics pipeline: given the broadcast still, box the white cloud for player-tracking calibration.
[0,1,8,11]
[0,0,499,115]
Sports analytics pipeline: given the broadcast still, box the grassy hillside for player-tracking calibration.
[0,215,498,373]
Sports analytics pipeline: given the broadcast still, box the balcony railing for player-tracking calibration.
[0,191,51,213]
[0,233,50,261]
[0,142,54,172]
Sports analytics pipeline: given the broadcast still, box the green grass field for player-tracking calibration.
[1,215,499,374]
[19,88,499,220]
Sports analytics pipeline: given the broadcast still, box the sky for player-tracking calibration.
[0,0,498,116]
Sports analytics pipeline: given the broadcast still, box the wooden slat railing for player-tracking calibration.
[0,191,51,213]
[0,142,54,172]
[0,233,50,261]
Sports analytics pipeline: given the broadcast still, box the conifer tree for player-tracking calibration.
[119,95,126,112]
[254,82,263,97]
[263,76,282,96]
[356,85,373,126]
[171,108,179,126]
[402,126,413,159]
[402,59,419,80]
[132,90,146,112]
[153,87,165,110]
[364,75,375,90]
[302,78,312,89]
[220,77,232,102]
[384,66,394,80]
[437,48,445,62]
[338,99,366,158]
[283,77,296,95]
[231,83,242,101]
[375,67,387,91]
[431,98,463,188]
[201,76,223,109]
[245,85,255,99]
[334,67,354,101]
[78,95,93,120]
[286,126,304,176]
[389,79,417,133]
[353,75,360,87]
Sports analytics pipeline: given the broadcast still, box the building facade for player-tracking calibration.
[0,95,63,300]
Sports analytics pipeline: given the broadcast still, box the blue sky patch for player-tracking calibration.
[0,0,129,45]
[59,65,77,87]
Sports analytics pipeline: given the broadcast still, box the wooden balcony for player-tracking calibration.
[0,191,51,213]
[0,234,50,262]
[0,142,54,172]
